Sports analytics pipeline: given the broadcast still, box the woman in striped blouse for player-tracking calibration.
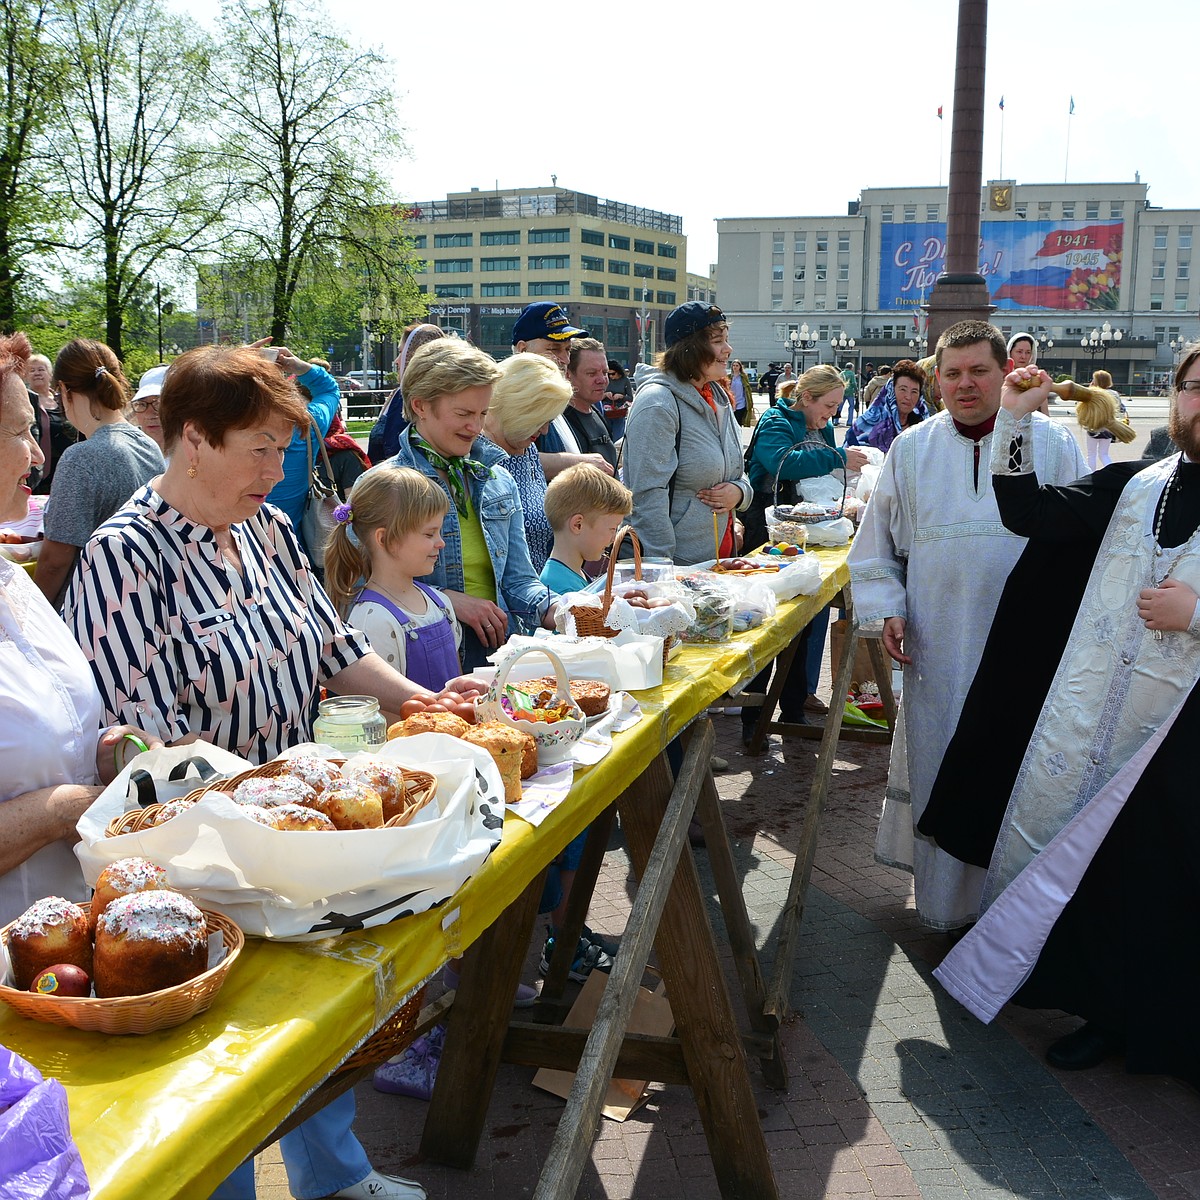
[66,344,438,1200]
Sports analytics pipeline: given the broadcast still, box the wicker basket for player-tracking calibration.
[106,758,437,837]
[0,904,243,1034]
[333,984,426,1079]
[569,525,673,665]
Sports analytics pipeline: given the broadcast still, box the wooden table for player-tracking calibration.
[0,548,850,1200]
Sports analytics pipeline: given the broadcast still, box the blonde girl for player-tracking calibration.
[324,464,462,691]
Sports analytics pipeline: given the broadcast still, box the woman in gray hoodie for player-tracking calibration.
[623,303,751,565]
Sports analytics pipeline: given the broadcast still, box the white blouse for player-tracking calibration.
[0,558,100,924]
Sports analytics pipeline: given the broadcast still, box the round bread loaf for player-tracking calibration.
[92,857,170,932]
[462,722,528,802]
[344,762,412,823]
[267,803,337,831]
[7,897,92,991]
[525,675,611,717]
[277,754,343,795]
[387,710,470,739]
[232,775,317,808]
[93,891,208,998]
[309,780,384,829]
[149,795,201,825]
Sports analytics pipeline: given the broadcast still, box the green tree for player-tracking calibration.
[0,0,64,330]
[50,0,223,357]
[207,0,423,342]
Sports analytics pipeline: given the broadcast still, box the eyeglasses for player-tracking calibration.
[130,397,161,412]
[1179,380,1200,394]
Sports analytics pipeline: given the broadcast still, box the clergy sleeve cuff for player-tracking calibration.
[990,408,1034,476]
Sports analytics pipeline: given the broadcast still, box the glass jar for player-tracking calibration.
[313,695,386,753]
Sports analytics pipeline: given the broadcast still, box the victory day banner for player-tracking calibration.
[878,219,1123,311]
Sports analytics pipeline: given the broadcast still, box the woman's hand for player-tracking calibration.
[274,346,312,376]
[1001,368,1052,418]
[446,590,510,649]
[843,446,870,471]
[1137,578,1198,633]
[96,726,164,786]
[696,482,742,513]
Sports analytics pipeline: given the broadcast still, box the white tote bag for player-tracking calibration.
[75,735,505,940]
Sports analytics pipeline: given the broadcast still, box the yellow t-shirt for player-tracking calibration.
[458,495,497,603]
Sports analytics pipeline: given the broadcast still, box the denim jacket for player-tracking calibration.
[382,429,553,635]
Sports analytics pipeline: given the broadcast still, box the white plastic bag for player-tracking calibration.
[76,736,505,940]
[804,516,854,546]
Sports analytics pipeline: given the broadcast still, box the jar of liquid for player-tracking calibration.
[313,695,386,753]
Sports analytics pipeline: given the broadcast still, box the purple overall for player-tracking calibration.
[356,583,461,692]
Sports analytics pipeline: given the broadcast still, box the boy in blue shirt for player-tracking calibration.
[539,463,632,593]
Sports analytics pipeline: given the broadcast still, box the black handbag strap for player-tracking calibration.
[129,756,220,809]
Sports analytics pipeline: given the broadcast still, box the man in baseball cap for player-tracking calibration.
[512,301,585,371]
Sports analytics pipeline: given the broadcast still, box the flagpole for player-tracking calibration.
[939,109,945,186]
[999,101,1005,177]
[1064,100,1073,183]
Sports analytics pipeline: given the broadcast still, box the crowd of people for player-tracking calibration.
[1,296,1196,1198]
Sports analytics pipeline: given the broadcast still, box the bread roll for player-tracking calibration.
[344,762,412,823]
[7,897,92,991]
[232,775,317,808]
[309,780,384,830]
[462,722,528,802]
[91,857,170,932]
[387,710,471,739]
[266,803,336,831]
[94,891,208,998]
[524,676,611,717]
[277,754,343,795]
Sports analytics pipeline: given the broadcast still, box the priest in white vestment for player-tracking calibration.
[848,321,1086,931]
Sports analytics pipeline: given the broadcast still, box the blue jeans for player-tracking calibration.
[805,605,831,695]
[210,1092,370,1200]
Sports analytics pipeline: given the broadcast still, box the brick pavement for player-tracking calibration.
[249,698,1200,1200]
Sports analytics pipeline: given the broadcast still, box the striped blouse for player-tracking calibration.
[65,485,372,764]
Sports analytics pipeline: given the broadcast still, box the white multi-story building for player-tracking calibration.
[719,179,1198,390]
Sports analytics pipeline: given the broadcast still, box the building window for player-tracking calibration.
[581,255,604,272]
[656,290,676,305]
[1152,260,1166,279]
[1086,201,1099,220]
[1179,260,1190,279]
[926,205,939,221]
[481,283,520,297]
[609,259,630,275]
[1151,294,1164,310]
[1038,201,1051,216]
[881,207,893,223]
[480,256,519,271]
[1177,294,1190,312]
[771,295,783,311]
[410,234,427,249]
[772,233,784,253]
[1016,204,1027,219]
[1062,203,1075,219]
[634,263,654,278]
[814,296,826,310]
[836,296,848,310]
[772,265,784,282]
[1181,227,1193,249]
[1154,326,1166,344]
[837,264,849,281]
[435,284,472,297]
[529,281,569,296]
[837,233,850,253]
[434,258,472,273]
[606,318,630,348]
[1110,202,1123,219]
[608,233,630,251]
[903,206,916,222]
[794,268,805,282]
[657,243,677,258]
[528,255,569,270]
[417,284,427,293]
[634,238,654,255]
[608,285,630,300]
[814,268,827,283]
[816,233,828,252]
[794,234,806,253]
[529,228,569,243]
[481,230,519,245]
[581,228,604,246]
[1155,226,1168,249]
[434,232,472,248]
[581,281,604,298]
[657,267,676,282]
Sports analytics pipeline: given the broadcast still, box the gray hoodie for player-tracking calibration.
[623,364,751,564]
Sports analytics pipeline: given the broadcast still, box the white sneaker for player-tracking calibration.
[334,1168,427,1199]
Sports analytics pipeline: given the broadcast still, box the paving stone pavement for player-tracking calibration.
[248,699,1200,1199]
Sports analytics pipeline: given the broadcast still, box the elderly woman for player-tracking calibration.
[623,302,751,564]
[843,358,930,455]
[24,351,76,494]
[65,344,431,1200]
[35,339,164,607]
[382,338,557,670]
[129,365,168,451]
[0,331,159,925]
[478,351,572,572]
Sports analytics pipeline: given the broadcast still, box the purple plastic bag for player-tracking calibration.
[0,1045,90,1199]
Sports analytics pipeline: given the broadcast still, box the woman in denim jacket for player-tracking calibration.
[380,339,556,670]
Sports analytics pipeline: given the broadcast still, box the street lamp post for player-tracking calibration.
[831,331,856,372]
[788,323,818,373]
[1037,331,1054,374]
[907,334,927,358]
[1080,321,1122,373]
[359,301,395,387]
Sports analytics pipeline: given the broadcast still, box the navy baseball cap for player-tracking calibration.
[664,302,726,347]
[512,302,585,344]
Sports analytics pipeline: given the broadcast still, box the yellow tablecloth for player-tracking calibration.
[0,546,850,1199]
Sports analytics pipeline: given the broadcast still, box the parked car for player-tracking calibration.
[343,369,391,388]
[335,376,363,393]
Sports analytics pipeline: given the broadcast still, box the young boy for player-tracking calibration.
[540,463,633,593]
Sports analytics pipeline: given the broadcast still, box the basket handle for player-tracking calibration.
[602,524,642,608]
[771,436,849,514]
[491,643,573,707]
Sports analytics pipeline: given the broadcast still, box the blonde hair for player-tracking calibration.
[488,352,572,443]
[790,363,844,409]
[401,338,500,421]
[324,465,450,617]
[543,463,632,532]
[1091,369,1113,389]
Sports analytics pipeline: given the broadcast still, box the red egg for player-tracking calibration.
[32,963,91,997]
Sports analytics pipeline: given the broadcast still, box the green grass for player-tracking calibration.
[346,420,373,436]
